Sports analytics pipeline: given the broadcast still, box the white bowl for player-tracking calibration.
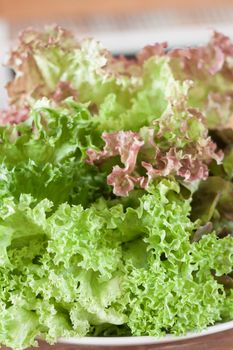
[59,320,233,347]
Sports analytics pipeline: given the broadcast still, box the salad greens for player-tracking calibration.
[0,26,232,349]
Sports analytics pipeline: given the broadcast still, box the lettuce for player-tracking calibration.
[0,98,109,207]
[169,32,233,131]
[6,26,136,111]
[0,26,232,350]
[137,32,233,131]
[6,28,223,197]
[6,27,233,132]
[0,181,232,349]
[87,57,222,196]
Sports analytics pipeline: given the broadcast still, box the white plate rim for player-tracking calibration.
[59,320,233,346]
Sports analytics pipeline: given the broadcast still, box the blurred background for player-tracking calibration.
[1,0,233,106]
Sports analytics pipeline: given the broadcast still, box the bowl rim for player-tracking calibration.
[59,320,233,346]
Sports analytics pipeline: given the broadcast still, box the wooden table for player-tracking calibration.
[2,329,233,350]
[1,0,233,22]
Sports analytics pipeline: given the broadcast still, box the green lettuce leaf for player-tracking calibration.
[122,181,233,336]
[0,98,110,207]
[221,290,233,321]
[192,176,233,224]
[0,180,232,349]
[191,175,233,252]
[0,98,97,166]
[223,146,233,179]
[0,306,40,350]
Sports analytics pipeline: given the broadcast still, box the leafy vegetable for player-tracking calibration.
[6,26,136,111]
[86,58,222,196]
[0,181,232,350]
[0,26,232,350]
[138,32,233,130]
[191,176,233,239]
[0,98,109,207]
